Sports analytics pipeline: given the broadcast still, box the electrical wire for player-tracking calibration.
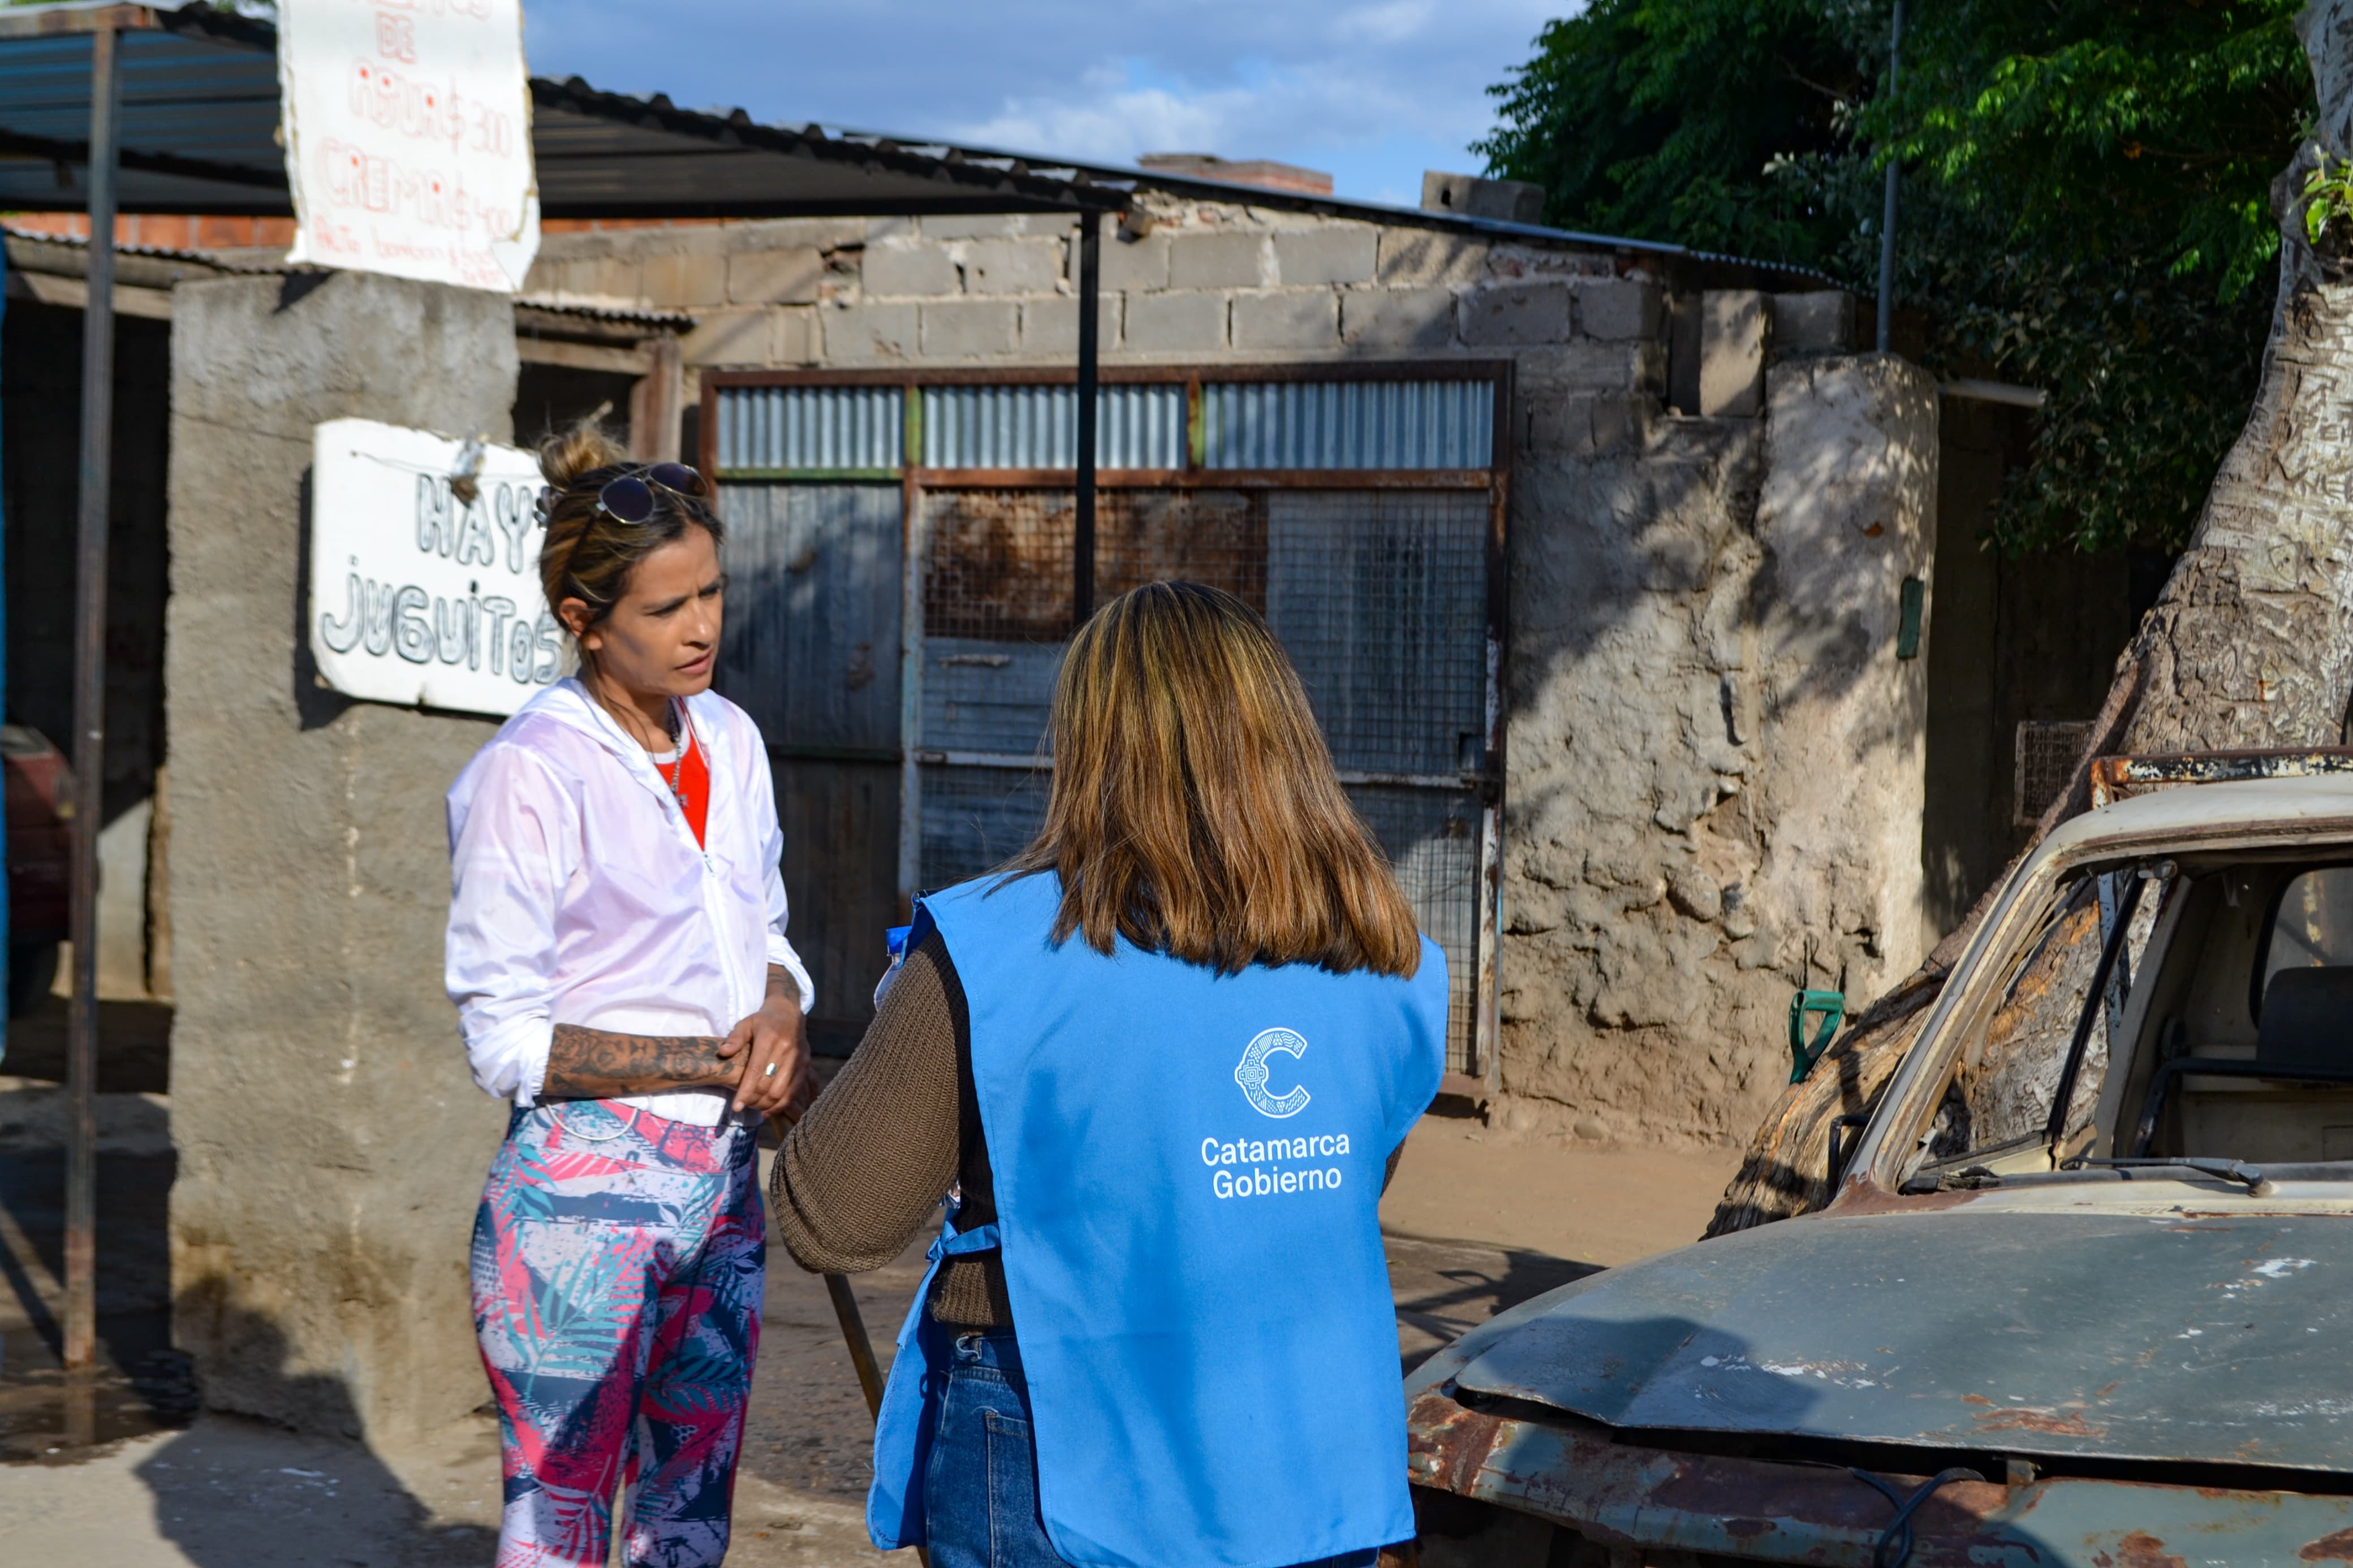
[1850,1467,1985,1568]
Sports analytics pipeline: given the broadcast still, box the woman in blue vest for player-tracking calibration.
[770,581,1447,1568]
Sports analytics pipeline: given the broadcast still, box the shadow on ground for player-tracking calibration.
[1382,1230,1602,1373]
[0,1075,189,1457]
[0,1073,498,1566]
[130,1308,498,1568]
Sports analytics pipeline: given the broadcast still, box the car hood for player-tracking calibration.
[1447,1205,2353,1472]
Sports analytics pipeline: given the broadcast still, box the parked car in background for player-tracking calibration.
[4,724,70,1016]
[1406,755,2353,1566]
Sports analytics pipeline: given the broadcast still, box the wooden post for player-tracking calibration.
[628,336,684,463]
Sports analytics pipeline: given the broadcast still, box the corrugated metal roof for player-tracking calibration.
[0,1,1835,290]
[0,2,1131,219]
[2,220,239,271]
[0,5,286,215]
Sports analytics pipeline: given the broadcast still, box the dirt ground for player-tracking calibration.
[0,1076,1740,1566]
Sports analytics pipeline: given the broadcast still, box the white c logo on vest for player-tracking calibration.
[1234,1028,1312,1118]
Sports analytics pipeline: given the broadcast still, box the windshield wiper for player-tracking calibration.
[2060,1155,2274,1193]
[1921,1156,2276,1194]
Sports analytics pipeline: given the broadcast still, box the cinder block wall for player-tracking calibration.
[523,208,1934,1149]
[165,273,515,1442]
[523,198,1661,390]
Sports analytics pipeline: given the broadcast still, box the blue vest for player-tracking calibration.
[867,871,1447,1568]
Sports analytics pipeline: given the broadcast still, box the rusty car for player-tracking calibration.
[1404,757,2353,1566]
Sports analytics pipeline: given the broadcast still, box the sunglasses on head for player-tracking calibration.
[593,462,705,525]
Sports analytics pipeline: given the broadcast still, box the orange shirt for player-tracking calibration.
[660,723,710,848]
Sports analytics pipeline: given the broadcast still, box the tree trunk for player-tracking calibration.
[1706,1,2353,1237]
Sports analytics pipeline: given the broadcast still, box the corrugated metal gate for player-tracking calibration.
[705,364,1509,1083]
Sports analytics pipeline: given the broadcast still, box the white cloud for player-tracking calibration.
[950,64,1254,163]
[523,0,1563,203]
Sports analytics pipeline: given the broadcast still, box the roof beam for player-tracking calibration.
[0,4,158,40]
[0,127,287,191]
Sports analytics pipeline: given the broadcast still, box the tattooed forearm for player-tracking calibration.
[543,1023,736,1099]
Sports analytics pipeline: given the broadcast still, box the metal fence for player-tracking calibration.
[707,364,1510,1080]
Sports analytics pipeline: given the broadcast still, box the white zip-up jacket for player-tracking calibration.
[444,678,816,1126]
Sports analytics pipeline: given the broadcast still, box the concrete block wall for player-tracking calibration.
[165,273,516,1443]
[524,217,855,382]
[524,202,1660,378]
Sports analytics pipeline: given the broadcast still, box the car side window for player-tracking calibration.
[2255,866,2353,1018]
[1925,871,2160,1165]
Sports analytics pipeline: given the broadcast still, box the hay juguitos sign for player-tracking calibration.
[309,418,561,716]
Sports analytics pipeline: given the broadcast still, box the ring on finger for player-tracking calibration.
[764,1061,781,1078]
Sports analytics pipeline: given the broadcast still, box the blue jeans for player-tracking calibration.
[920,1328,1384,1568]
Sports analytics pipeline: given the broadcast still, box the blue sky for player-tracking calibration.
[520,1,1565,208]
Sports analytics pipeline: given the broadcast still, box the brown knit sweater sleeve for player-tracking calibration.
[769,938,961,1272]
[768,932,1011,1325]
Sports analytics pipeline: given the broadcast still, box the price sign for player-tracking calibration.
[278,0,541,293]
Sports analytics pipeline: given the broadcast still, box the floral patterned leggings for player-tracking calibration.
[472,1100,765,1568]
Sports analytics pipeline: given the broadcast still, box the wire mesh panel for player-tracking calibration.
[920,487,1267,645]
[915,489,1070,893]
[2015,719,2095,826]
[919,763,1051,888]
[1099,490,1266,611]
[923,489,1077,643]
[915,487,1271,890]
[1349,784,1485,1068]
[1266,492,1490,778]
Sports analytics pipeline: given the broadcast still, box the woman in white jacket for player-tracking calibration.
[445,422,815,1568]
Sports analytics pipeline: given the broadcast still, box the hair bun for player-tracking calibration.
[538,413,627,492]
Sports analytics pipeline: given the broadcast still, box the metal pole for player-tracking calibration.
[1875,0,1903,353]
[64,20,121,1375]
[1072,214,1100,623]
[0,178,11,1073]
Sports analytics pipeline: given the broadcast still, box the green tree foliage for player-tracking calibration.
[1478,1,2311,554]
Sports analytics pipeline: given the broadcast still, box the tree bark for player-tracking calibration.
[1706,1,2353,1237]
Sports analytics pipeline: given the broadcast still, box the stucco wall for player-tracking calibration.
[1499,355,1938,1144]
[165,272,516,1441]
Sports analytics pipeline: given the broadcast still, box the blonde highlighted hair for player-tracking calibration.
[1004,581,1422,978]
[535,418,723,643]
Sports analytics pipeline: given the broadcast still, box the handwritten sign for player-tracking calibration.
[277,0,541,293]
[309,418,562,716]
